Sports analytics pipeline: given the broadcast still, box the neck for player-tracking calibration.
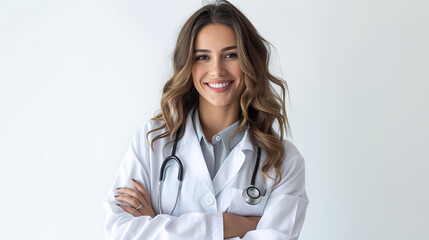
[198,100,240,143]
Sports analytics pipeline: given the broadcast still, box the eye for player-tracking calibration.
[195,55,209,61]
[225,53,237,58]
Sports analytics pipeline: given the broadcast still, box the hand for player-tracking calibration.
[223,213,261,238]
[115,179,156,218]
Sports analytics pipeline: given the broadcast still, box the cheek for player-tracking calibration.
[230,62,243,79]
[191,66,199,85]
[192,64,207,80]
[192,66,204,94]
[231,64,245,90]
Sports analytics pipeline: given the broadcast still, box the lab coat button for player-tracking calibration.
[215,135,221,141]
[205,197,214,206]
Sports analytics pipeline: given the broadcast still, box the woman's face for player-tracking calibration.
[192,24,245,108]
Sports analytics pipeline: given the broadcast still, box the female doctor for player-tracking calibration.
[103,1,308,239]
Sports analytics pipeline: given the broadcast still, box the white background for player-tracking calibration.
[1,0,428,239]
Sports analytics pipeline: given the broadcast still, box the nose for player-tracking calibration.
[209,57,226,77]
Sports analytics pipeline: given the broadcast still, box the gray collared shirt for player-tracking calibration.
[192,107,246,179]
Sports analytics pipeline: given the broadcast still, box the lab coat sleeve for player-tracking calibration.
[102,123,223,240]
[241,142,309,240]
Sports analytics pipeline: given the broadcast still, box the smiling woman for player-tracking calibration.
[192,24,246,141]
[103,1,308,239]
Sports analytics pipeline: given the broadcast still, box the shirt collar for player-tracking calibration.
[191,106,245,150]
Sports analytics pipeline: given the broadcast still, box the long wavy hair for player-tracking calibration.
[147,0,291,186]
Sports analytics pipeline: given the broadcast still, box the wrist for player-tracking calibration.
[223,213,232,238]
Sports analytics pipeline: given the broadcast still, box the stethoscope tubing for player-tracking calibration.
[158,125,262,214]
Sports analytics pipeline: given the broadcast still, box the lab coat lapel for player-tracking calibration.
[212,129,255,196]
[176,113,214,194]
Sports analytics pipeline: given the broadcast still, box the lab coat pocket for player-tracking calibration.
[227,188,268,216]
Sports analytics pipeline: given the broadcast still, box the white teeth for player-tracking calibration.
[208,82,231,88]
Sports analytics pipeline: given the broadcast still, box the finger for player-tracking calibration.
[114,194,142,209]
[116,187,147,206]
[131,179,151,206]
[116,204,142,217]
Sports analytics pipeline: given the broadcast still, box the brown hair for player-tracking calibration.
[147,0,291,186]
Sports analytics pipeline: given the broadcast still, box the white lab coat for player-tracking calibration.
[103,112,309,240]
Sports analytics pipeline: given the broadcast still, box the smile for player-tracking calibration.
[204,81,234,93]
[208,82,231,88]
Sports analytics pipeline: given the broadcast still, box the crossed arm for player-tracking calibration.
[114,179,260,239]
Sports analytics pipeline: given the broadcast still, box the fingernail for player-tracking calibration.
[114,195,119,198]
[116,187,121,190]
[132,178,136,182]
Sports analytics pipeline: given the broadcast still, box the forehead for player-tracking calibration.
[194,24,237,49]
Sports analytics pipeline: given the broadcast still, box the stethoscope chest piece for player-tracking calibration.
[242,186,261,205]
[241,147,263,205]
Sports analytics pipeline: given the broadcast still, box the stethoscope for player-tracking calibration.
[158,126,263,215]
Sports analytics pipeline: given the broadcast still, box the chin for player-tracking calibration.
[208,101,232,107]
[206,98,237,107]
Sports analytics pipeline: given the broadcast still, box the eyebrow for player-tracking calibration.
[194,46,237,53]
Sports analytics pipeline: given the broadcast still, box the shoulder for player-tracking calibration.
[134,119,166,139]
[267,139,307,196]
[282,139,305,168]
[277,139,306,185]
[130,119,168,151]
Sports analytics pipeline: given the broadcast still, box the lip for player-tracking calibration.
[204,80,233,84]
[204,80,234,93]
